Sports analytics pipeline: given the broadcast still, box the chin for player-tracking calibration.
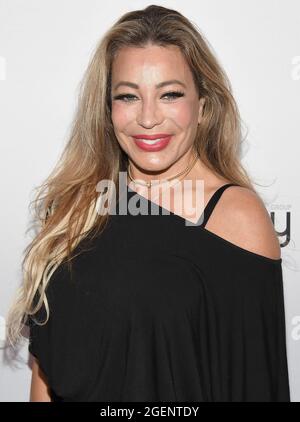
[132,156,173,173]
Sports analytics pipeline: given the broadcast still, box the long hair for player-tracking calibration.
[6,4,255,346]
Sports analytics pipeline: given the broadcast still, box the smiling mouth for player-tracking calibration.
[135,138,166,145]
[132,135,172,151]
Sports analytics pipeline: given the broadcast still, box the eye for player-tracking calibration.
[162,91,185,100]
[113,94,137,102]
[112,91,185,102]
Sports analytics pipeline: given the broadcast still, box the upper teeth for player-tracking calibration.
[138,138,164,144]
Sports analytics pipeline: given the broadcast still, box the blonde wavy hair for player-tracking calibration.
[6,4,255,347]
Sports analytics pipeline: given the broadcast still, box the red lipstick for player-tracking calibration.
[132,133,171,140]
[132,134,172,152]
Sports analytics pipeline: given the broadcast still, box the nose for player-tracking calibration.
[136,97,163,128]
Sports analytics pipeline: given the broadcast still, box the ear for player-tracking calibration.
[198,97,206,124]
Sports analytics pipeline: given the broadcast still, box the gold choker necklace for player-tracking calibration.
[127,151,199,188]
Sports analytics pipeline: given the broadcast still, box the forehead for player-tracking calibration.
[111,44,192,85]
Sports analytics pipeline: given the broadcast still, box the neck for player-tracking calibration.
[127,149,200,187]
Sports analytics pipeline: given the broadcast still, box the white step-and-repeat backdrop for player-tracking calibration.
[0,0,299,402]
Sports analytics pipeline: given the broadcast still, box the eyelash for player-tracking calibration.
[112,91,185,102]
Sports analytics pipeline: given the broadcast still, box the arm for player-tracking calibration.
[30,357,52,402]
[215,187,289,400]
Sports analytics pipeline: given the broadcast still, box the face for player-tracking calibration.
[110,44,205,180]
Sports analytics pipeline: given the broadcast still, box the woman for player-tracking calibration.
[6,4,290,402]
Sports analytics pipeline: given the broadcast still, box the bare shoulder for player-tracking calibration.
[205,185,281,260]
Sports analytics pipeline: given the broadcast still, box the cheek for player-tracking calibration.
[168,101,196,128]
[111,103,133,129]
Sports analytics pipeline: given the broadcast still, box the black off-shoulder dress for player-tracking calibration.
[26,183,290,402]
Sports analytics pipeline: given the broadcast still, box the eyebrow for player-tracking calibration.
[113,79,187,90]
